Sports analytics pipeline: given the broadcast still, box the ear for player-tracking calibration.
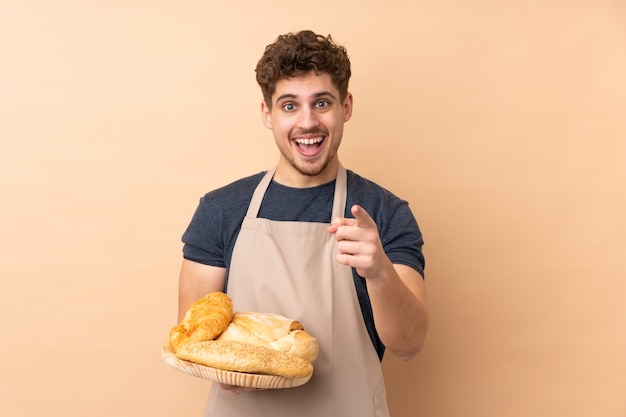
[343,93,353,122]
[261,101,272,129]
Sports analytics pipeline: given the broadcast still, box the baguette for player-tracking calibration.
[176,340,313,378]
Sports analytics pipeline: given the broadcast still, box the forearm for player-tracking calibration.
[177,259,227,321]
[328,204,428,359]
[366,263,429,361]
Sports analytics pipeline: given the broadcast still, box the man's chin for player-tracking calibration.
[293,161,327,177]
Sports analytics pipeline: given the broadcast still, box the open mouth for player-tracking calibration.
[294,136,325,156]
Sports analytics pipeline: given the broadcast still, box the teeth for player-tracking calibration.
[295,137,323,145]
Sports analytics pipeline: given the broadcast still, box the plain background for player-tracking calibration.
[1,1,625,416]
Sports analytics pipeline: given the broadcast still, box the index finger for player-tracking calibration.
[351,205,375,228]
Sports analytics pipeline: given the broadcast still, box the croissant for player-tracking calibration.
[169,292,233,353]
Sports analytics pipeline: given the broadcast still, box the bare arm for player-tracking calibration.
[178,259,261,394]
[365,263,428,361]
[327,205,429,361]
[177,259,227,321]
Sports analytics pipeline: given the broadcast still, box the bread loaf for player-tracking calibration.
[217,312,319,363]
[176,340,313,378]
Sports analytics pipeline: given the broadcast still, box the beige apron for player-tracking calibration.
[203,165,389,417]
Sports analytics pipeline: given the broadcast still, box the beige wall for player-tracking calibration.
[1,1,625,416]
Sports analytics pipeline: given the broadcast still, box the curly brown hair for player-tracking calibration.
[255,30,351,108]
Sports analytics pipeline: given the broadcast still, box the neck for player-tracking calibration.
[273,158,339,188]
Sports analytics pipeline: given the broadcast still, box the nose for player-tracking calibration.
[297,106,320,130]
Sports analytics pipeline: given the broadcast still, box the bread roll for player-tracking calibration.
[268,330,319,364]
[170,292,233,353]
[217,312,319,363]
[176,340,313,378]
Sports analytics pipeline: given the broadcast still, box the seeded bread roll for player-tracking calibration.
[176,340,313,378]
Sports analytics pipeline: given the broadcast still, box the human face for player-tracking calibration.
[261,72,353,187]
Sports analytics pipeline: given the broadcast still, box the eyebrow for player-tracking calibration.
[274,91,338,104]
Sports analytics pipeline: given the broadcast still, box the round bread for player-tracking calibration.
[217,312,319,363]
[268,330,319,363]
[170,292,233,353]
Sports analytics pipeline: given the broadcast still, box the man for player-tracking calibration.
[178,30,428,417]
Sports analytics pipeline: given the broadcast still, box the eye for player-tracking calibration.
[282,103,296,112]
[315,100,329,109]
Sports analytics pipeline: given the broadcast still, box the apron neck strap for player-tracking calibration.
[332,164,347,220]
[245,164,347,221]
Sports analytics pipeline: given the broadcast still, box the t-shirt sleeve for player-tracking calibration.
[181,195,227,268]
[180,173,263,268]
[381,201,426,278]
